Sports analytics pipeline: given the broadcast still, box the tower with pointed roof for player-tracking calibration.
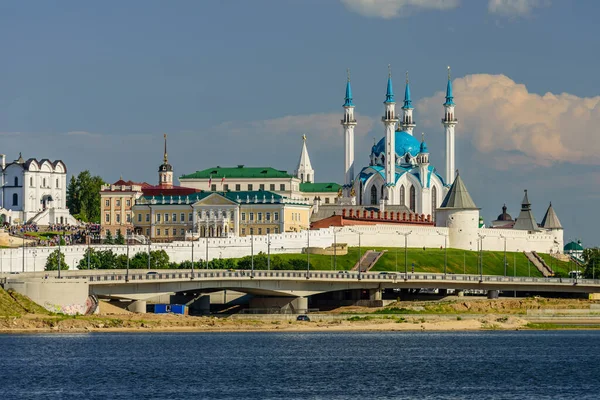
[400,72,416,135]
[442,66,458,186]
[341,69,357,191]
[513,190,539,231]
[540,202,562,230]
[158,134,174,188]
[382,65,398,202]
[294,135,314,183]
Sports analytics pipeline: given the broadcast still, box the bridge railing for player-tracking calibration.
[69,269,600,286]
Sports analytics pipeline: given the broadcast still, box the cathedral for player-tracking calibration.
[341,67,457,218]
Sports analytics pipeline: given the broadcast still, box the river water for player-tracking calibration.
[0,331,598,399]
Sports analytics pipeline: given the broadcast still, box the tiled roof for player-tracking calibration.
[180,166,293,180]
[439,173,477,209]
[300,182,342,193]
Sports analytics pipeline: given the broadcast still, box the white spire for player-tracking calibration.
[295,134,314,183]
[442,66,458,186]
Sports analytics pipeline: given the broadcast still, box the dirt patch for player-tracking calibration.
[98,301,132,315]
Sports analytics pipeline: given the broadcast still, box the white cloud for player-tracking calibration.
[340,0,460,19]
[216,112,375,146]
[417,73,600,166]
[488,0,549,16]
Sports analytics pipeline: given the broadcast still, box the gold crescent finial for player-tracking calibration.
[447,65,451,80]
[347,68,350,82]
[421,132,425,141]
[302,134,307,142]
[388,64,392,78]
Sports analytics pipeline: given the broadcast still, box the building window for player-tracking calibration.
[224,184,229,191]
[259,184,265,191]
[280,184,285,191]
[370,186,378,205]
[400,185,405,206]
[146,214,150,222]
[105,199,110,207]
[145,228,150,236]
[258,228,262,235]
[156,214,161,222]
[43,178,45,187]
[12,193,18,206]
[325,197,330,204]
[14,177,18,186]
[180,229,185,236]
[180,213,185,222]
[116,214,121,223]
[248,184,253,191]
[274,227,279,233]
[266,228,270,234]
[211,184,216,191]
[138,214,142,222]
[126,214,131,223]
[409,185,416,212]
[165,213,169,222]
[250,228,254,235]
[235,184,241,191]
[274,212,279,221]
[241,212,246,221]
[241,228,246,235]
[30,177,33,186]
[230,210,235,220]
[116,199,121,207]
[105,213,110,223]
[126,200,131,206]
[189,213,193,221]
[165,229,169,236]
[56,178,59,188]
[258,212,262,221]
[266,212,271,221]
[250,212,254,221]
[270,184,275,191]
[172,213,177,222]
[157,229,161,236]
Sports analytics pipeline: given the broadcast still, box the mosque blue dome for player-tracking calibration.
[372,130,421,158]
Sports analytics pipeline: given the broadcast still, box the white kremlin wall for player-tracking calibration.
[0,224,562,273]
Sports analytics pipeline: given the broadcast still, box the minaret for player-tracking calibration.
[341,68,357,188]
[400,71,416,135]
[294,134,315,183]
[158,134,174,188]
[417,133,430,187]
[382,65,398,198]
[442,66,458,186]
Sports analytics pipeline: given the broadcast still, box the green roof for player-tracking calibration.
[180,166,293,180]
[135,190,309,207]
[300,182,342,193]
[564,241,583,251]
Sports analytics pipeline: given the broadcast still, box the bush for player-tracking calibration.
[45,249,69,271]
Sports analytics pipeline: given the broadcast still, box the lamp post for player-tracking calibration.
[250,228,254,278]
[351,229,363,280]
[190,206,195,279]
[125,233,130,283]
[437,231,448,276]
[87,232,91,270]
[22,235,25,272]
[306,228,310,279]
[267,232,271,271]
[31,249,37,272]
[396,231,412,279]
[500,234,507,276]
[206,234,210,271]
[477,234,486,282]
[57,233,62,279]
[333,227,340,272]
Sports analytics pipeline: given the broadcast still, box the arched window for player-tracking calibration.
[14,177,18,186]
[399,185,405,206]
[56,178,59,187]
[306,174,310,183]
[30,177,33,186]
[43,178,46,187]
[370,185,378,205]
[432,186,438,217]
[409,185,416,212]
[12,193,18,206]
[381,155,385,165]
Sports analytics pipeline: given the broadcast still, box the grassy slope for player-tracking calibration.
[275,247,572,277]
[0,287,52,317]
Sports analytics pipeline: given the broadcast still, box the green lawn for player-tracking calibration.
[275,247,573,277]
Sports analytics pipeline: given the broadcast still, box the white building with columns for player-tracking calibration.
[0,153,78,225]
[341,67,458,219]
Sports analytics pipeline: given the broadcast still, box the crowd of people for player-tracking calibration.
[6,222,102,247]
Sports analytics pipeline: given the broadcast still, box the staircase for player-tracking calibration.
[532,251,554,276]
[352,250,386,272]
[524,251,553,277]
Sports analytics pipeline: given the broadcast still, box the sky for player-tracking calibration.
[1,0,599,245]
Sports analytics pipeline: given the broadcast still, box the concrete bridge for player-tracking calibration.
[5,269,600,315]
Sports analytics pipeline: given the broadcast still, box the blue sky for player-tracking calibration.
[1,0,599,245]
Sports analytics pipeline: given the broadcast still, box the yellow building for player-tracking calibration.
[132,190,311,242]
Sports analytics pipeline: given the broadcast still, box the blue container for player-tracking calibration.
[153,304,169,314]
[170,304,186,315]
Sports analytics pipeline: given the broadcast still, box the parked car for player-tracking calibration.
[296,315,310,322]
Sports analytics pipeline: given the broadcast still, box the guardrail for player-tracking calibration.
[61,270,600,286]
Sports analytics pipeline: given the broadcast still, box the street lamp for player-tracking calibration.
[267,232,271,271]
[500,234,507,276]
[437,231,448,276]
[190,206,195,279]
[477,234,486,281]
[396,231,412,279]
[250,228,254,278]
[22,235,25,272]
[306,229,310,279]
[57,233,62,279]
[125,233,130,282]
[351,229,364,280]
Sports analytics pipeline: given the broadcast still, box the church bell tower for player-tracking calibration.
[158,134,173,188]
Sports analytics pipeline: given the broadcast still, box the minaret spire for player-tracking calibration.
[295,134,314,183]
[442,66,458,185]
[400,70,416,134]
[382,64,398,204]
[341,69,357,191]
[163,133,168,163]
[385,64,394,103]
[158,133,174,188]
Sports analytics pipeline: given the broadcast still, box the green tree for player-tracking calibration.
[98,249,117,269]
[104,230,114,244]
[582,248,600,279]
[65,170,105,223]
[130,252,149,269]
[66,175,80,216]
[129,250,170,269]
[77,248,102,270]
[115,229,125,245]
[45,249,69,271]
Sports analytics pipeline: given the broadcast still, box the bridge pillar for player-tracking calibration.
[456,290,465,297]
[292,297,308,314]
[191,295,210,315]
[127,300,147,314]
[487,290,499,299]
[369,289,382,301]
